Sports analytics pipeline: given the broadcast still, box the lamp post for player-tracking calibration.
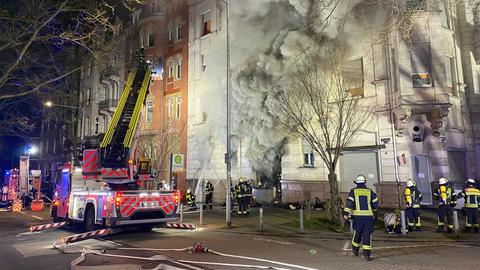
[220,0,232,229]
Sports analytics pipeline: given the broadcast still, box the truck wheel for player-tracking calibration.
[84,206,95,232]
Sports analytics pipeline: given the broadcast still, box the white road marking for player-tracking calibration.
[342,240,350,251]
[31,214,44,220]
[253,237,293,245]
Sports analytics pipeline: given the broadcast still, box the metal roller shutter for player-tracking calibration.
[339,151,379,193]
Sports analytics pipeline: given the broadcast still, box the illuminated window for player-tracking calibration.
[201,11,211,36]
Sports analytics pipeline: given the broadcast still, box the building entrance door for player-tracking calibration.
[411,155,433,205]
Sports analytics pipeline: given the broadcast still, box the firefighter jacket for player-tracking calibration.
[236,183,247,198]
[186,192,196,204]
[246,183,252,197]
[434,185,456,206]
[231,185,237,198]
[404,187,423,208]
[344,184,379,217]
[457,187,480,209]
[205,182,214,195]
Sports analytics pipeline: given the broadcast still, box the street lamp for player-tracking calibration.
[220,0,232,229]
[27,145,38,155]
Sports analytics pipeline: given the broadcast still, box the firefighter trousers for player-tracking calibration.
[205,193,213,209]
[352,216,374,257]
[437,205,454,231]
[465,208,479,229]
[406,207,421,228]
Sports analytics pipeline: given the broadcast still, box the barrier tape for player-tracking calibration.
[62,229,109,244]
[30,221,67,232]
[166,223,196,230]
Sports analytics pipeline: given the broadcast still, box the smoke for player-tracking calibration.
[230,0,383,175]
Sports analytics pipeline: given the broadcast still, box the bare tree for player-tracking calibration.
[135,119,186,189]
[0,0,142,136]
[270,48,375,224]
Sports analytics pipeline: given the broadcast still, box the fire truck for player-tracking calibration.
[51,49,180,231]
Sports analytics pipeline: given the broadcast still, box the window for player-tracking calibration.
[201,11,211,36]
[95,117,99,135]
[146,100,153,122]
[168,60,174,78]
[474,66,480,94]
[410,43,432,87]
[168,29,174,41]
[167,96,175,117]
[148,33,155,47]
[86,64,91,77]
[89,61,93,76]
[84,117,90,136]
[201,54,206,71]
[406,0,426,11]
[175,96,182,119]
[176,24,183,40]
[302,139,314,167]
[440,0,451,29]
[86,88,91,105]
[80,68,84,79]
[175,57,182,80]
[343,58,364,97]
[444,55,455,94]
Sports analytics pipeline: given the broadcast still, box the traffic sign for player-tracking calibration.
[171,154,184,172]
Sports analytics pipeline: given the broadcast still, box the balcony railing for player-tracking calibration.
[98,99,118,112]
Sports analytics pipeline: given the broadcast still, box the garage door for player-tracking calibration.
[339,151,379,193]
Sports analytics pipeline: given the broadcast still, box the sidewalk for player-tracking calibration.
[181,206,480,242]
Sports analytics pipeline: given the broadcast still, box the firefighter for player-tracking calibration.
[457,179,480,233]
[186,189,197,210]
[230,183,236,213]
[237,178,248,215]
[433,177,456,233]
[343,175,378,261]
[204,180,214,210]
[246,179,253,214]
[404,179,423,231]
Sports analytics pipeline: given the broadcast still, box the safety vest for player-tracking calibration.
[205,182,214,195]
[186,193,195,204]
[459,187,480,208]
[344,187,378,216]
[404,187,422,208]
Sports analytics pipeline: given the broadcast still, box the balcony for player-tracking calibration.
[98,99,118,114]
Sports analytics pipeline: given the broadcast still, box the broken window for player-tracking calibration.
[410,42,432,87]
[343,58,364,97]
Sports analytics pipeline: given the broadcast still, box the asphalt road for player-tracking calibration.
[1,208,480,270]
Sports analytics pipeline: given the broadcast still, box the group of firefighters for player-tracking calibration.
[344,175,480,261]
[184,177,253,215]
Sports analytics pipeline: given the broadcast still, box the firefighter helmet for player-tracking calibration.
[439,177,448,185]
[406,179,415,188]
[354,175,367,184]
[187,189,191,194]
[466,178,476,185]
[239,177,247,183]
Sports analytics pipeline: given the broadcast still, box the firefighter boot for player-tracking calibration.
[363,250,372,262]
[352,246,359,257]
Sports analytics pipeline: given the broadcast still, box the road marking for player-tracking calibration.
[342,240,350,251]
[253,237,293,245]
[31,215,43,220]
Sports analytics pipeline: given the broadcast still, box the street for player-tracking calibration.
[1,207,480,270]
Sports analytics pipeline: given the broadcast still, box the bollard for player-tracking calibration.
[453,210,459,236]
[299,208,304,233]
[180,203,183,223]
[199,203,204,225]
[400,210,407,236]
[259,207,264,232]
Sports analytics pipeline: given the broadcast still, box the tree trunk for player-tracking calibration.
[328,172,343,224]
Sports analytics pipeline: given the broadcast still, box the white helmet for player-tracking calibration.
[406,179,415,188]
[187,189,191,193]
[466,179,475,185]
[354,175,367,184]
[439,177,448,185]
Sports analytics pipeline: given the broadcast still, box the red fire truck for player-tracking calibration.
[51,49,180,231]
